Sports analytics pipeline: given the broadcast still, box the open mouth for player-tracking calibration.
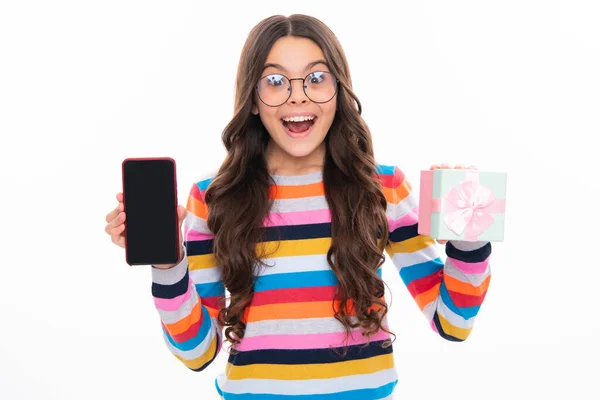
[281,116,317,137]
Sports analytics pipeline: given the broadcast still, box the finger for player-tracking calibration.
[177,205,187,222]
[112,227,126,248]
[454,164,466,169]
[105,212,125,235]
[436,239,448,244]
[440,162,451,169]
[429,164,439,170]
[105,198,125,222]
[105,206,120,223]
[116,192,123,202]
[110,223,125,240]
[115,236,125,248]
[111,224,126,247]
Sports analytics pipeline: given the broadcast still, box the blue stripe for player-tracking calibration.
[254,269,382,292]
[219,380,397,399]
[195,281,224,298]
[254,270,338,292]
[163,305,212,351]
[375,164,395,175]
[398,258,443,285]
[439,281,480,319]
[197,178,212,191]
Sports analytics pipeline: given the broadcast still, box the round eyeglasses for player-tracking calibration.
[255,71,339,107]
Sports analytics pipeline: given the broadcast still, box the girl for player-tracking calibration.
[105,14,492,399]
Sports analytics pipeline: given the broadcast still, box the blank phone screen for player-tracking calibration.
[122,159,179,265]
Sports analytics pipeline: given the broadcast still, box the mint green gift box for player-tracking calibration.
[417,169,507,242]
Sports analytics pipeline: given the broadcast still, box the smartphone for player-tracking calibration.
[121,157,180,266]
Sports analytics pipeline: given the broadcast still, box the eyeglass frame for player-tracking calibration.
[254,71,340,107]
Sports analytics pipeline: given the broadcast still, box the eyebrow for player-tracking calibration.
[262,60,329,74]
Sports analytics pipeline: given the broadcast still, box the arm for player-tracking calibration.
[381,164,492,341]
[150,179,225,370]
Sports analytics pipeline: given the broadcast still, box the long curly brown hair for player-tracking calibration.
[204,14,393,350]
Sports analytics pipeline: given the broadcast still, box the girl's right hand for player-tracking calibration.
[105,192,187,269]
[105,192,126,248]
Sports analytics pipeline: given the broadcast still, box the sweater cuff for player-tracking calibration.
[151,246,188,286]
[446,240,491,263]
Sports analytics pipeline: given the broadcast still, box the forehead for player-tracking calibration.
[265,36,326,73]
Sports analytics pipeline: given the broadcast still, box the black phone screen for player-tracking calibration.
[122,159,179,265]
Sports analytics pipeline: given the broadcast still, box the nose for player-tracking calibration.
[288,79,309,104]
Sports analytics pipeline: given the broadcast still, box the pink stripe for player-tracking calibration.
[417,170,434,235]
[430,319,438,333]
[263,209,331,227]
[448,256,490,274]
[154,281,194,311]
[235,327,391,351]
[388,207,419,231]
[184,227,214,241]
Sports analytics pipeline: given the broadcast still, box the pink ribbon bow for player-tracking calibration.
[442,173,502,241]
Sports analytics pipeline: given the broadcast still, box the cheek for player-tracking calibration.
[258,106,281,129]
[323,99,337,118]
[319,100,337,126]
[259,104,277,118]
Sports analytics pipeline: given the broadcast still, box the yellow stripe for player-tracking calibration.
[225,353,394,380]
[188,253,218,270]
[188,238,331,268]
[437,312,472,340]
[259,237,331,258]
[386,234,435,254]
[174,333,218,370]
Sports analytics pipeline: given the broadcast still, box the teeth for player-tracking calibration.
[282,115,315,122]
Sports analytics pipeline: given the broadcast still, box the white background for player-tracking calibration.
[1,0,598,399]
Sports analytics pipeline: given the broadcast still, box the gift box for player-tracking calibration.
[417,169,507,242]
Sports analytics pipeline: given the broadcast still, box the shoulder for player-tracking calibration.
[192,169,219,191]
[187,169,219,197]
[374,161,407,189]
[374,161,415,208]
[183,169,219,214]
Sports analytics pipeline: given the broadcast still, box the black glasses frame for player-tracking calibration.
[255,71,340,107]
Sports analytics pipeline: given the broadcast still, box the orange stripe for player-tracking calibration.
[187,195,208,219]
[382,178,411,204]
[445,274,490,296]
[414,283,440,310]
[205,305,220,319]
[269,182,324,199]
[245,300,339,322]
[164,300,202,335]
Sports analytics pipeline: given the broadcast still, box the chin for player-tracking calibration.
[278,140,323,158]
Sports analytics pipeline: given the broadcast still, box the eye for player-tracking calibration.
[307,72,326,84]
[266,74,286,86]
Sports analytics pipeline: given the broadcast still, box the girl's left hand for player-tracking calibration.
[428,163,478,245]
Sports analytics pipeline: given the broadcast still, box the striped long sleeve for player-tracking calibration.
[380,164,492,341]
[150,178,225,370]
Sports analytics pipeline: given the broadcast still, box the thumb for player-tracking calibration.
[177,205,187,225]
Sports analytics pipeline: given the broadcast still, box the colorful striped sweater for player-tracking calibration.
[150,164,492,399]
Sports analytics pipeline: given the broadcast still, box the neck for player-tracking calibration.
[266,140,326,176]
